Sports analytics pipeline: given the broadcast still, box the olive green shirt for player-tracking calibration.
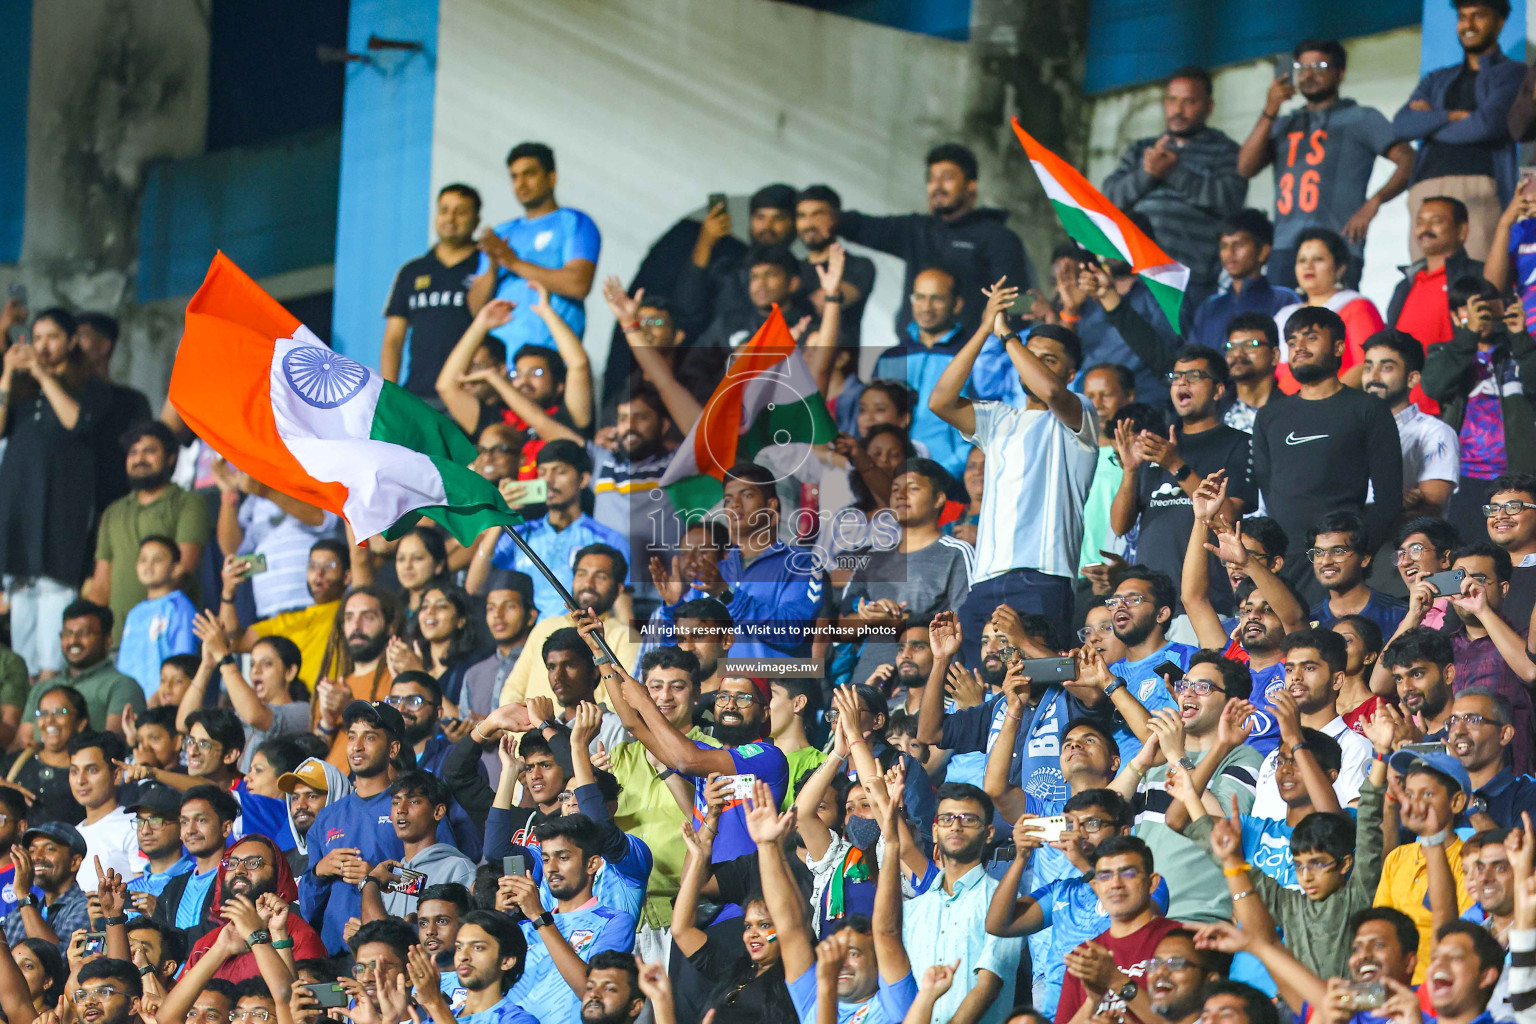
[0,646,27,710]
[23,658,146,730]
[94,484,210,644]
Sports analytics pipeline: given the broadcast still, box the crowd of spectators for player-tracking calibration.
[5,7,1536,1024]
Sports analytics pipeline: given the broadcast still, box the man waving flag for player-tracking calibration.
[169,252,520,545]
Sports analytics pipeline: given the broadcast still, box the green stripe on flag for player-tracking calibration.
[1141,275,1186,336]
[368,381,522,547]
[1052,202,1130,265]
[665,474,725,523]
[741,392,837,460]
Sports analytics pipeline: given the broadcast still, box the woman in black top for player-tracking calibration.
[673,800,794,1024]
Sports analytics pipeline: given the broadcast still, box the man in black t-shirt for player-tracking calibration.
[792,184,876,347]
[1252,306,1403,598]
[1110,346,1255,611]
[382,183,483,401]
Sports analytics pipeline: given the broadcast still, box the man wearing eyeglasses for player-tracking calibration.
[1220,314,1283,434]
[1305,510,1409,634]
[1434,542,1536,773]
[1101,568,1197,741]
[1445,687,1536,829]
[1109,348,1254,611]
[66,957,143,1024]
[1479,474,1536,631]
[1053,834,1181,1024]
[124,784,192,904]
[1236,39,1414,289]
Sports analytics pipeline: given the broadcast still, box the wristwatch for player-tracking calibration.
[1117,980,1139,1003]
[533,911,556,930]
[247,929,272,947]
[1468,796,1489,816]
[1177,756,1197,772]
[1172,463,1195,483]
[218,653,239,670]
[1102,679,1126,698]
[14,895,34,909]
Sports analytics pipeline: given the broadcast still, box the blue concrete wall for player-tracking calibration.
[330,0,438,368]
[0,0,31,263]
[1086,0,1422,94]
[137,128,341,303]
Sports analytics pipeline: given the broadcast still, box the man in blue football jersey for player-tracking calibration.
[469,142,601,349]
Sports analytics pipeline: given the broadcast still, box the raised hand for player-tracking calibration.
[1112,417,1144,471]
[1193,921,1251,954]
[743,779,795,845]
[571,702,604,750]
[473,297,515,330]
[945,662,986,708]
[602,277,642,325]
[648,555,683,606]
[815,242,847,298]
[1190,470,1228,522]
[94,857,126,918]
[193,609,231,662]
[384,636,423,676]
[526,695,556,729]
[1145,708,1187,763]
[918,960,961,996]
[979,277,1019,336]
[1208,796,1245,865]
[1217,699,1257,750]
[929,611,961,660]
[634,955,674,1005]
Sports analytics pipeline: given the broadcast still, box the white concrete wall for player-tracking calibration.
[432,0,992,375]
[1086,27,1424,312]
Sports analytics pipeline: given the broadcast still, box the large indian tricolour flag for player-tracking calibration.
[1013,117,1190,332]
[661,306,837,518]
[169,252,520,545]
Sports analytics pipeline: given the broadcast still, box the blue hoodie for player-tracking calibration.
[663,541,825,659]
[298,787,453,953]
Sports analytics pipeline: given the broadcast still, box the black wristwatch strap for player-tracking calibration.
[534,911,556,929]
[102,914,129,927]
[218,653,239,669]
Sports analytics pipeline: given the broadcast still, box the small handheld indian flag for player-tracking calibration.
[1012,117,1190,332]
[660,306,837,518]
[169,252,521,545]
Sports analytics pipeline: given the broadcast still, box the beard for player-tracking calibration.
[939,831,988,866]
[128,466,174,491]
[895,664,926,691]
[1114,616,1157,649]
[1365,383,1409,407]
[1290,358,1340,385]
[226,876,276,900]
[1152,989,1206,1021]
[347,630,389,663]
[404,716,438,745]
[978,660,1007,689]
[581,1002,631,1024]
[713,719,760,746]
[617,432,660,462]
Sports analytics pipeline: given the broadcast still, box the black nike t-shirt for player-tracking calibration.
[384,249,479,397]
[1135,423,1255,610]
[1252,388,1403,556]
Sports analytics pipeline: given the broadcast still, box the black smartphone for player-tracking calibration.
[503,854,527,877]
[301,983,349,1010]
[1271,51,1294,82]
[707,192,728,212]
[1423,568,1465,596]
[1019,657,1077,684]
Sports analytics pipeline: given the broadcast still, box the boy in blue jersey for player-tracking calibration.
[411,909,540,1024]
[760,774,916,1024]
[499,817,636,1024]
[1104,568,1197,754]
[469,142,600,350]
[115,535,197,696]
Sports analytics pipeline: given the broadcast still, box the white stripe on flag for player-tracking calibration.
[1030,158,1133,260]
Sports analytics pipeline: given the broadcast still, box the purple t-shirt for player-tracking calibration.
[1509,218,1536,330]
[1459,349,1507,480]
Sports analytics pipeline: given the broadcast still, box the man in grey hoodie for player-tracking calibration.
[359,770,476,921]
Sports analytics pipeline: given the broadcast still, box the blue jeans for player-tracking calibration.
[957,568,1074,666]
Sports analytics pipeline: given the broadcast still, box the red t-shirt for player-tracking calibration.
[1056,915,1184,1024]
[1393,266,1453,414]
[1341,694,1384,736]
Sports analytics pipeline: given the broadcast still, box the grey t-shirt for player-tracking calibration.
[1268,98,1397,251]
[840,536,974,685]
[241,700,312,772]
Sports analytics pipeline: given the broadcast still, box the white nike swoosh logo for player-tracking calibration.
[1284,431,1328,445]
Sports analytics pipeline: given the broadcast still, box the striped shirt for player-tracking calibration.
[962,399,1100,582]
[588,445,678,586]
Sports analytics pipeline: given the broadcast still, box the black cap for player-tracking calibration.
[342,699,406,740]
[749,183,796,213]
[125,783,183,818]
[21,821,87,858]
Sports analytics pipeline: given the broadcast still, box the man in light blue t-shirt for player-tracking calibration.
[470,141,601,350]
[1105,567,1195,759]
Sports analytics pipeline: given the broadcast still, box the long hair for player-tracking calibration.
[406,583,480,671]
[314,584,405,711]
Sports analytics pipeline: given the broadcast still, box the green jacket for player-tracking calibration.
[1420,325,1536,474]
[1185,776,1384,980]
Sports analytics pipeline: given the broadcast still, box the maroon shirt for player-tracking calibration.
[1056,915,1183,1024]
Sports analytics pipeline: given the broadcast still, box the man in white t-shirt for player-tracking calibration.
[1362,329,1460,518]
[1249,628,1374,819]
[68,731,140,889]
[929,278,1099,665]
